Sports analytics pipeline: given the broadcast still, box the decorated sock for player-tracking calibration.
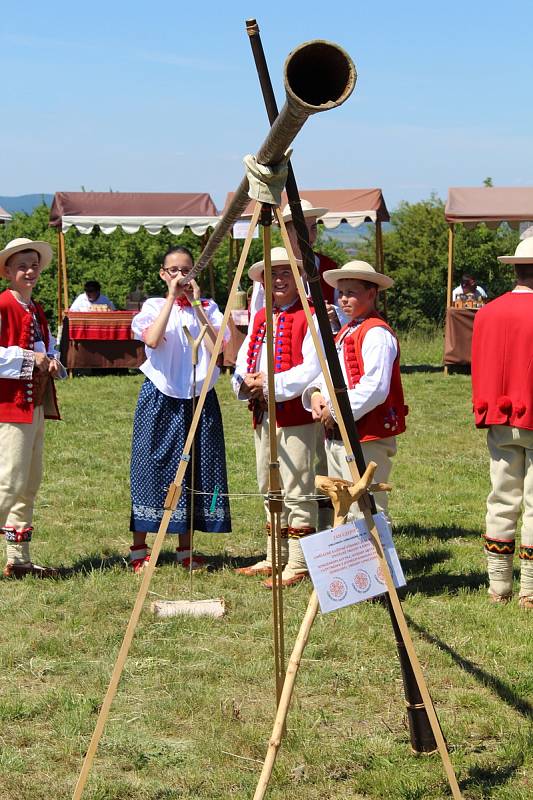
[6,541,31,565]
[519,545,533,598]
[285,529,313,576]
[486,551,514,598]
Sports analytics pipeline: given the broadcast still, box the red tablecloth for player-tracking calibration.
[66,311,136,341]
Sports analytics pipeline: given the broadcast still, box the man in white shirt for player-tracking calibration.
[70,280,115,311]
[452,274,487,303]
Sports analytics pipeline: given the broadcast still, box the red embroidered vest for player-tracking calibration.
[246,300,314,428]
[0,290,60,423]
[472,292,533,430]
[339,314,407,442]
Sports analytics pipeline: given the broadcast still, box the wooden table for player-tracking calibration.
[61,311,145,370]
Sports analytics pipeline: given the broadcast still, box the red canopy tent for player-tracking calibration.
[49,191,220,319]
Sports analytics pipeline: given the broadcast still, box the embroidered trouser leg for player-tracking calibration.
[326,436,397,524]
[485,425,533,598]
[0,407,45,564]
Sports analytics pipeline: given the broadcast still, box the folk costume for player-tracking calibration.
[0,238,62,578]
[303,261,407,523]
[232,248,322,586]
[129,295,231,569]
[471,238,533,607]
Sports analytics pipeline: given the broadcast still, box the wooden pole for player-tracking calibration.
[261,206,285,704]
[59,230,69,315]
[71,204,262,800]
[444,224,455,375]
[376,220,387,320]
[56,230,63,324]
[446,224,455,311]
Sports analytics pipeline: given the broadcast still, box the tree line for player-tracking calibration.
[0,196,519,332]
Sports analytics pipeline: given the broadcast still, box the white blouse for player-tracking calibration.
[132,297,229,399]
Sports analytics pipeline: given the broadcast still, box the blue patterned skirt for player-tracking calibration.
[130,379,231,534]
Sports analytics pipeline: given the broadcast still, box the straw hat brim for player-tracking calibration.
[248,255,303,283]
[497,255,533,264]
[323,267,394,291]
[281,206,329,224]
[0,239,53,278]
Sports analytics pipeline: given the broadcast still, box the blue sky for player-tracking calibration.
[2,0,532,211]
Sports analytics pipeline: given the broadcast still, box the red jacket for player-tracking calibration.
[0,290,60,423]
[316,252,337,305]
[339,314,407,442]
[472,292,533,430]
[246,299,315,428]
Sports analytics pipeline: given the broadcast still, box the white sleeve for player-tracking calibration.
[451,286,461,301]
[248,282,264,331]
[203,300,231,345]
[69,294,86,311]
[338,327,397,421]
[0,346,27,379]
[231,330,252,400]
[131,299,162,341]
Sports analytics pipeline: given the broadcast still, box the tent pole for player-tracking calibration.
[56,230,63,324]
[59,230,69,315]
[376,220,387,320]
[444,224,455,375]
[446,224,455,310]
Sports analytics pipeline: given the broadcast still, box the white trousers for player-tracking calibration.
[326,436,397,522]
[0,407,45,532]
[254,419,319,531]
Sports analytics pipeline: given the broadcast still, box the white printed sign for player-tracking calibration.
[233,220,259,240]
[300,512,406,613]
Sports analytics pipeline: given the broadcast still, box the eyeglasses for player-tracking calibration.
[162,267,192,277]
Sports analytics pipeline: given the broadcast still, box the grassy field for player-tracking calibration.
[0,332,531,800]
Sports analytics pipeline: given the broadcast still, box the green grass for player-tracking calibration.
[0,335,531,799]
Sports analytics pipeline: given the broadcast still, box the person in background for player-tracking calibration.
[128,246,231,573]
[303,260,407,526]
[70,280,115,311]
[471,237,533,609]
[0,237,64,578]
[452,274,487,303]
[233,247,322,587]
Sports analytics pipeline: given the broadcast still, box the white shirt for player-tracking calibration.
[302,323,397,421]
[132,297,229,399]
[0,294,61,379]
[452,284,487,302]
[69,292,116,311]
[232,306,322,402]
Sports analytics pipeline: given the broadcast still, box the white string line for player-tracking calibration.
[180,485,359,502]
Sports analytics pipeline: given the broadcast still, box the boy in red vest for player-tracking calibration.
[471,237,533,609]
[232,247,322,587]
[303,260,407,523]
[0,237,63,578]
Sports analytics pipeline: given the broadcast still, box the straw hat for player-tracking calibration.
[0,237,53,278]
[497,237,533,264]
[280,198,328,223]
[322,260,394,291]
[248,247,302,282]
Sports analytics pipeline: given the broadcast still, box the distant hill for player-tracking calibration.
[0,194,54,214]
